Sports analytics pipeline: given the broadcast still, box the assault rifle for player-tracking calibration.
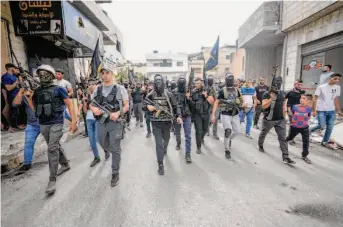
[145,98,174,120]
[91,100,131,131]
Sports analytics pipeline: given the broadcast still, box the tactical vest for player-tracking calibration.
[173,88,191,117]
[191,89,209,114]
[95,85,123,117]
[150,90,173,122]
[34,85,64,122]
[219,86,242,116]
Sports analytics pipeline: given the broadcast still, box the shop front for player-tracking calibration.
[300,32,343,108]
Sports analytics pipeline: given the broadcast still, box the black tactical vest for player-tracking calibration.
[95,85,121,113]
[34,85,64,122]
[191,88,209,115]
[150,91,173,122]
[173,88,191,117]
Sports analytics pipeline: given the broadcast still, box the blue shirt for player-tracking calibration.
[240,87,256,108]
[33,86,69,125]
[1,72,19,100]
[21,97,40,126]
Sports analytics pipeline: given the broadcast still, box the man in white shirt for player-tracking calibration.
[312,73,342,147]
[54,69,74,122]
[318,64,334,86]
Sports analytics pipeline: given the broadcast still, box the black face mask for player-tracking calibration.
[225,75,234,87]
[123,83,128,89]
[177,77,186,92]
[208,77,214,87]
[154,75,164,93]
[271,76,283,91]
[170,81,177,90]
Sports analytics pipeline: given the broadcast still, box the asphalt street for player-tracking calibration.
[2,120,343,227]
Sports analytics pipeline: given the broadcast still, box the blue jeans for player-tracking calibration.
[24,124,41,165]
[145,111,151,134]
[245,108,255,134]
[87,119,99,158]
[174,116,192,153]
[310,110,336,143]
[239,110,245,123]
[64,107,72,121]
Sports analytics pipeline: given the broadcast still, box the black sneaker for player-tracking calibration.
[196,147,201,154]
[302,157,312,164]
[258,145,265,153]
[90,157,100,167]
[105,151,110,160]
[283,157,296,165]
[111,173,120,187]
[185,153,192,163]
[57,163,70,176]
[158,163,164,175]
[16,164,32,175]
[225,150,231,159]
[146,133,151,138]
[213,134,219,140]
[176,144,181,150]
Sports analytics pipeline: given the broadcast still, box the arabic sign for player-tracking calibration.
[62,1,100,51]
[10,1,63,36]
[303,60,323,71]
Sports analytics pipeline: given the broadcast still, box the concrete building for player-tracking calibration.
[146,51,188,81]
[238,1,284,86]
[231,48,246,79]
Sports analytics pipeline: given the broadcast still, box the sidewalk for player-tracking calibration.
[1,122,85,173]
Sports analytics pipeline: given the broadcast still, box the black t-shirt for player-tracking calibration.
[285,89,304,108]
[263,91,285,121]
[217,88,241,116]
[255,85,269,102]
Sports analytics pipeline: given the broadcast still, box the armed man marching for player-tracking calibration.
[211,73,243,159]
[143,74,182,175]
[171,75,193,163]
[89,55,129,187]
[27,64,78,194]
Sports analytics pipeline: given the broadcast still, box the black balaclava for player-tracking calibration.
[271,75,283,91]
[177,76,186,93]
[123,82,129,89]
[208,76,214,87]
[154,74,164,94]
[170,80,177,90]
[225,74,234,88]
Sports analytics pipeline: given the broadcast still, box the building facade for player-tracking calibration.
[146,51,188,81]
[231,48,246,79]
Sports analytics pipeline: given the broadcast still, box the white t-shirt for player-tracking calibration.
[54,79,72,91]
[315,83,341,111]
[319,71,334,85]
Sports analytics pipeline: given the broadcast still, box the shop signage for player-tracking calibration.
[9,1,63,36]
[302,60,323,71]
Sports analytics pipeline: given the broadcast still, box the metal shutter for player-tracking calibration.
[301,31,343,56]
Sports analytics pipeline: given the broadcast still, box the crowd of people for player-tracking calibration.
[1,59,342,195]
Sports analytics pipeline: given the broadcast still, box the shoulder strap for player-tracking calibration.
[223,86,228,99]
[115,85,124,116]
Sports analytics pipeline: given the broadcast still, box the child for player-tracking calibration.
[287,94,313,164]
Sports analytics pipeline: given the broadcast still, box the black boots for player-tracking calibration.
[16,164,32,175]
[111,173,120,187]
[90,157,100,167]
[158,163,164,175]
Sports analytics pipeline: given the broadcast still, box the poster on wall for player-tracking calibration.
[9,1,64,36]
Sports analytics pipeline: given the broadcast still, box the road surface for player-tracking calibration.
[2,121,343,227]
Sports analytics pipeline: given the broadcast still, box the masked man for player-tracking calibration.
[172,75,192,163]
[143,74,182,175]
[189,78,215,154]
[29,65,77,194]
[90,59,129,187]
[211,74,243,159]
[258,76,296,165]
[206,75,219,140]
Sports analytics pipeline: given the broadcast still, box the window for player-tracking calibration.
[242,56,245,71]
[153,63,159,67]
[177,61,183,67]
[160,59,172,67]
[226,55,230,60]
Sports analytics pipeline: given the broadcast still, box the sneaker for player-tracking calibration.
[57,163,70,176]
[45,181,56,194]
[289,140,296,146]
[16,164,32,175]
[158,163,164,175]
[176,144,181,150]
[111,173,120,187]
[225,150,231,159]
[258,145,265,153]
[302,157,312,164]
[196,147,201,154]
[90,157,100,167]
[283,157,296,165]
[213,134,219,140]
[146,133,151,138]
[185,153,192,163]
[105,151,110,160]
[245,134,253,139]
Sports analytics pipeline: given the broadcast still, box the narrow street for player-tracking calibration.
[2,122,343,227]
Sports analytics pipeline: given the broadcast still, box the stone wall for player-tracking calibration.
[282,7,343,90]
[1,1,28,70]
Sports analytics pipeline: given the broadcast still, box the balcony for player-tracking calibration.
[238,1,285,48]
